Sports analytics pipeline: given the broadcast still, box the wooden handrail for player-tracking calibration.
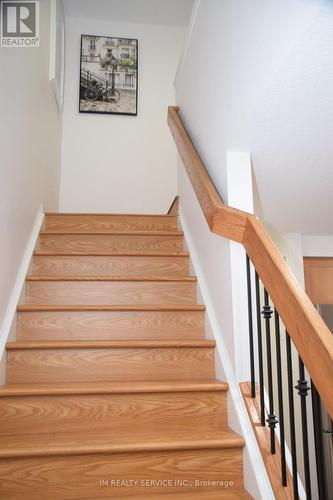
[168,107,249,243]
[167,196,179,215]
[168,105,333,419]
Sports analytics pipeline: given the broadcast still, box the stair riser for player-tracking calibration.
[6,347,215,383]
[37,234,183,253]
[0,392,227,436]
[44,214,178,232]
[0,448,243,499]
[25,281,197,305]
[31,255,189,276]
[17,310,205,341]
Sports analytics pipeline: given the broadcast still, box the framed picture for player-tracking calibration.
[79,34,138,116]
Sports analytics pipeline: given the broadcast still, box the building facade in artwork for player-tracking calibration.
[81,35,137,91]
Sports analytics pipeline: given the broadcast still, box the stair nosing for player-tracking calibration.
[0,432,245,459]
[39,230,183,236]
[0,380,228,396]
[6,340,215,350]
[17,304,205,312]
[33,251,190,257]
[26,275,197,282]
[45,212,177,218]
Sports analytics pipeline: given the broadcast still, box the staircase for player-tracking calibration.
[0,213,250,499]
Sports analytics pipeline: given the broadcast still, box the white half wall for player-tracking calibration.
[226,152,254,383]
[178,158,273,499]
[60,17,185,213]
[0,0,62,332]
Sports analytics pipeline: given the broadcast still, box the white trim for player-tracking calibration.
[50,0,65,115]
[174,0,201,87]
[0,209,44,357]
[226,152,254,383]
[180,207,275,500]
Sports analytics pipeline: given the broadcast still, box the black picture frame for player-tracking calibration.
[79,34,138,116]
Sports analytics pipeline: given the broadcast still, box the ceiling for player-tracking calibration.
[63,0,194,27]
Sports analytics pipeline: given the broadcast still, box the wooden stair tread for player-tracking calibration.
[0,379,228,396]
[17,304,206,312]
[34,250,190,256]
[40,230,183,236]
[26,275,197,282]
[45,212,177,217]
[0,429,244,458]
[6,340,215,350]
[40,230,184,235]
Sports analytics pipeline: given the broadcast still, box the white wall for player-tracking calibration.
[0,0,62,331]
[60,17,184,213]
[175,0,333,237]
[302,234,333,257]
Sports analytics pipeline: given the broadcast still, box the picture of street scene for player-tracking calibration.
[79,35,138,115]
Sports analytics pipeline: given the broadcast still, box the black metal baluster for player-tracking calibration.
[295,358,312,499]
[311,381,326,500]
[262,289,278,454]
[274,309,287,486]
[255,271,265,425]
[286,332,299,499]
[246,255,255,398]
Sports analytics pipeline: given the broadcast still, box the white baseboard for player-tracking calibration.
[180,207,275,500]
[0,209,44,357]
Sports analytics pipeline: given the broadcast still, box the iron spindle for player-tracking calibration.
[295,358,312,499]
[311,381,326,500]
[246,255,255,398]
[262,289,278,454]
[286,332,299,499]
[274,309,287,487]
[255,271,265,425]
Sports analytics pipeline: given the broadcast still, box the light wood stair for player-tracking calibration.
[37,232,184,253]
[16,304,205,341]
[31,254,190,276]
[6,340,216,383]
[0,212,250,498]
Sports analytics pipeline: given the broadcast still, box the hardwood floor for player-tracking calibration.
[0,212,249,498]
